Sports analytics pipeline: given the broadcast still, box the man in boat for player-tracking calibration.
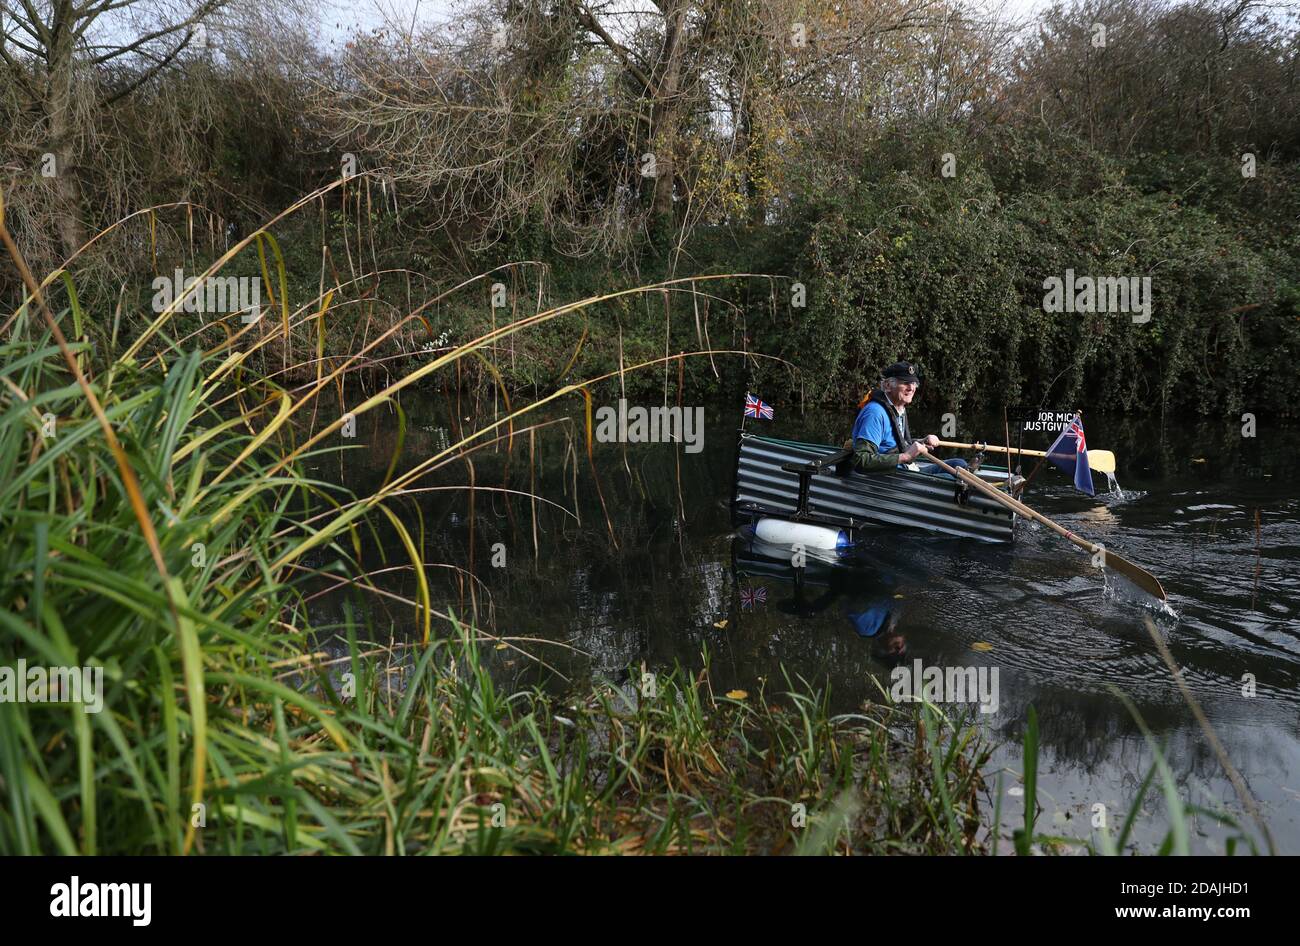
[850,361,968,477]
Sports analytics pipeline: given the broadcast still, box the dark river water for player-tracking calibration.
[308,389,1300,855]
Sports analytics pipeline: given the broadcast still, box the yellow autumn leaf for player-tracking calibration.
[893,593,905,599]
[495,643,509,650]
[713,619,728,629]
[726,689,748,700]
[972,642,993,652]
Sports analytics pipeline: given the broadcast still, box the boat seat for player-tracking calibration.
[779,448,854,518]
[778,446,854,476]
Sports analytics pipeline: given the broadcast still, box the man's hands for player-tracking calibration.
[899,440,929,463]
[899,435,939,463]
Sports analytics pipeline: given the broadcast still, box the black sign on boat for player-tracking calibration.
[1009,405,1077,434]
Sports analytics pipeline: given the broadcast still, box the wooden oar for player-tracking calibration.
[919,449,1167,602]
[935,439,1116,475]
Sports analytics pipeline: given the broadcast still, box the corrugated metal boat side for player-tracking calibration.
[734,435,1014,543]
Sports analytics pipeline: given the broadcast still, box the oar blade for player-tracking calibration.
[1087,449,1116,475]
[1101,549,1166,602]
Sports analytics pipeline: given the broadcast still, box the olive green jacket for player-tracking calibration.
[852,437,907,473]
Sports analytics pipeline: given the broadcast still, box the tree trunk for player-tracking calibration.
[45,2,87,261]
[649,2,687,226]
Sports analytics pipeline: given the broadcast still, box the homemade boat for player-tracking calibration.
[732,433,1020,545]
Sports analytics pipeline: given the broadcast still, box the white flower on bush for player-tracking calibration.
[421,330,452,354]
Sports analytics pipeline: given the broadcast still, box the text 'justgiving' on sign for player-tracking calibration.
[1020,410,1075,433]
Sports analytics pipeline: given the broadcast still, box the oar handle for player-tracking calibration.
[935,440,1117,476]
[935,440,1048,460]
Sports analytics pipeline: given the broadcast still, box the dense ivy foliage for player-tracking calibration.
[743,132,1299,420]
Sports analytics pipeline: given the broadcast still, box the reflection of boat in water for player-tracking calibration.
[732,524,1014,586]
[731,521,1017,653]
[731,531,911,659]
[732,530,853,581]
[733,433,1016,543]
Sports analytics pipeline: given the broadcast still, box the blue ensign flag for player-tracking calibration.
[1045,414,1094,496]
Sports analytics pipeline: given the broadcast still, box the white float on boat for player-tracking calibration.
[754,517,852,551]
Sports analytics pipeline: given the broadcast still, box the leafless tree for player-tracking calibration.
[325,0,985,256]
[0,0,312,263]
[1008,0,1299,156]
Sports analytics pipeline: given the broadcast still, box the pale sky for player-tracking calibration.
[317,0,457,47]
[318,0,1058,48]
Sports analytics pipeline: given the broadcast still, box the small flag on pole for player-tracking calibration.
[1046,413,1094,496]
[744,393,774,420]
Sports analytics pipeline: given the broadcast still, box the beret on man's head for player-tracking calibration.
[882,361,920,385]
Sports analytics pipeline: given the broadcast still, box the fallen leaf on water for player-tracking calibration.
[971,642,993,652]
[893,593,905,599]
[713,619,728,629]
[495,643,509,650]
[726,689,748,700]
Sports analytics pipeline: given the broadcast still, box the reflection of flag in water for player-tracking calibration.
[740,586,767,610]
[744,393,774,420]
[1046,414,1094,496]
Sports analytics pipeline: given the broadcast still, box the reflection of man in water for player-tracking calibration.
[766,557,908,664]
[846,601,907,664]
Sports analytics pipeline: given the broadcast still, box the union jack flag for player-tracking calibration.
[1069,417,1086,453]
[744,393,774,420]
[740,586,767,609]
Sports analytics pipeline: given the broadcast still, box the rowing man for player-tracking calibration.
[850,361,967,477]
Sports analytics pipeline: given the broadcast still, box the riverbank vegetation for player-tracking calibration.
[0,0,1288,855]
[0,261,998,853]
[1,212,1258,853]
[2,0,1297,416]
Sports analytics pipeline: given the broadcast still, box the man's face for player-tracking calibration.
[893,380,919,406]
